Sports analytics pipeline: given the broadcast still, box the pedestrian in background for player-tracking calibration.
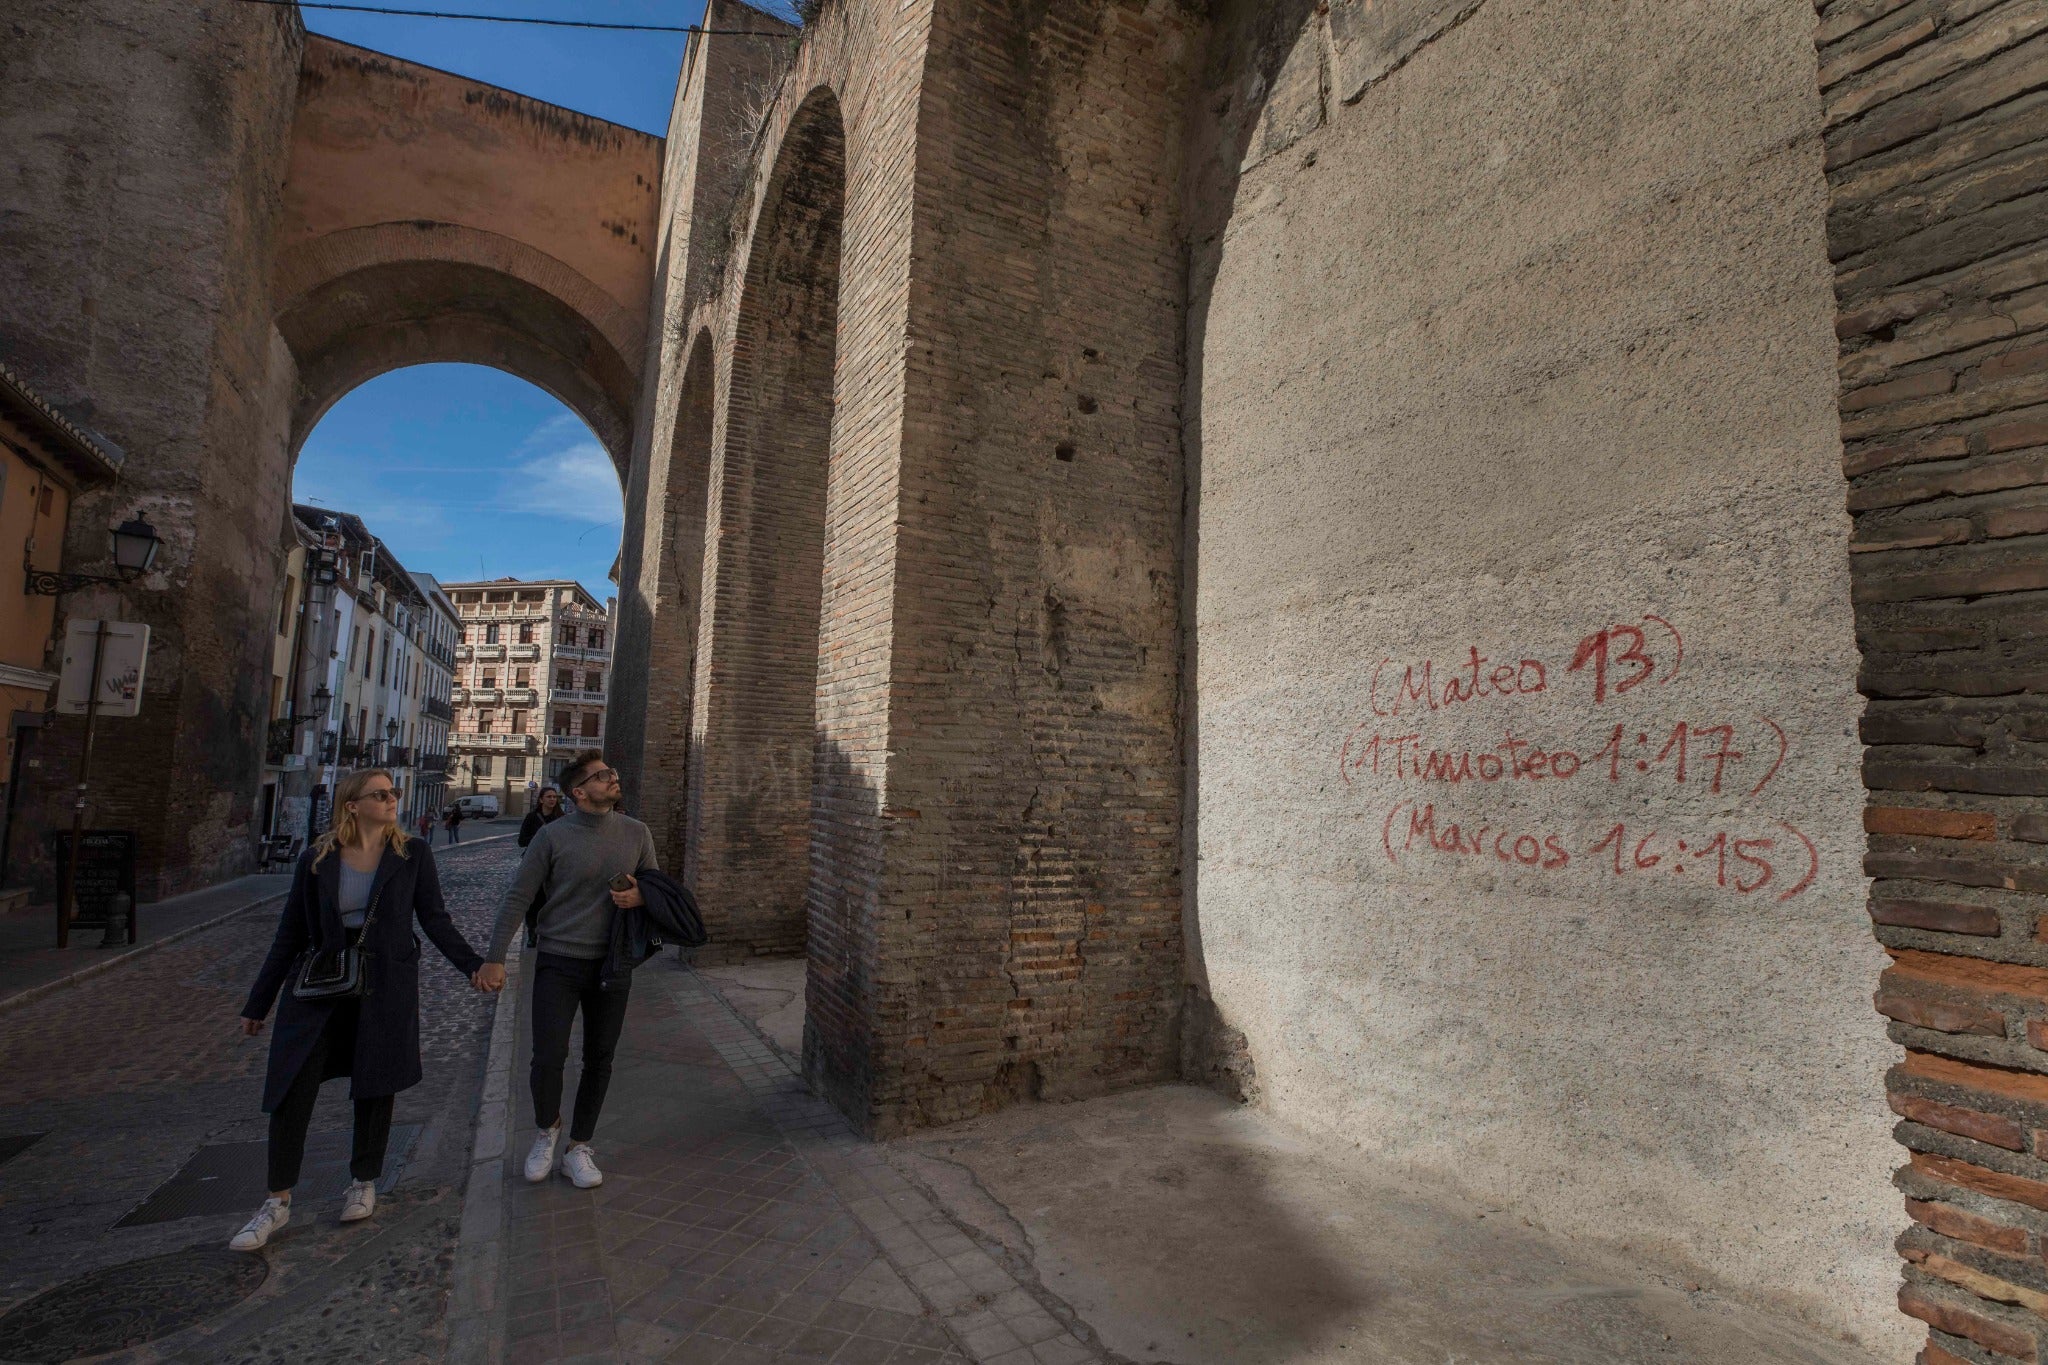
[474,751,655,1190]
[416,811,434,845]
[230,767,491,1250]
[443,805,462,844]
[518,786,562,848]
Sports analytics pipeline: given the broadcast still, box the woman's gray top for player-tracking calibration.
[338,862,376,930]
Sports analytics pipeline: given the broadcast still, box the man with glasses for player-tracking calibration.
[475,750,656,1188]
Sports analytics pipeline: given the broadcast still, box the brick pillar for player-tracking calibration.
[685,93,846,962]
[636,334,716,873]
[1817,2,2048,1357]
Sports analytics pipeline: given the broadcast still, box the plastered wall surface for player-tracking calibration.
[1188,0,1902,1349]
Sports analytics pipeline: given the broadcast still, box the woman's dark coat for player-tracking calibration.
[517,805,561,848]
[242,839,484,1113]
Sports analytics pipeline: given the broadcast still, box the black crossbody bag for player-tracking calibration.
[292,890,381,1003]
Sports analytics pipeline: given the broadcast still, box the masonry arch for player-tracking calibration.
[275,225,639,478]
[685,85,847,960]
[638,329,718,872]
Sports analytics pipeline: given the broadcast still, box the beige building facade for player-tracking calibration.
[442,578,612,815]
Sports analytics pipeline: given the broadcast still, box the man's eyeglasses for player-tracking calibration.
[575,768,618,787]
[357,789,399,802]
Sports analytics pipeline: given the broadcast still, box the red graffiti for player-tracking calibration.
[1369,648,1549,718]
[1379,802,1819,903]
[1340,715,1788,797]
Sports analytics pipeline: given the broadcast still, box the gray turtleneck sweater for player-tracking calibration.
[487,806,658,963]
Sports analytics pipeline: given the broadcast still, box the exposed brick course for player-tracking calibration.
[1822,2,2048,1349]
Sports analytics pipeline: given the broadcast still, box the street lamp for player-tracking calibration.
[26,518,161,595]
[384,717,399,761]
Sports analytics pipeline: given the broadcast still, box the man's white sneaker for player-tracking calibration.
[560,1143,603,1189]
[339,1179,376,1223]
[523,1125,561,1183]
[228,1196,289,1251]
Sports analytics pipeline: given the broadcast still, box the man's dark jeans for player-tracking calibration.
[529,951,630,1143]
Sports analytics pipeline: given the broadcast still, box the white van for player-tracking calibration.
[451,795,499,819]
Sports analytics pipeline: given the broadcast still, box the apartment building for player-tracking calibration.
[440,578,612,816]
[409,573,457,821]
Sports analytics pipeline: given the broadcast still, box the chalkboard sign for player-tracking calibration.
[53,830,138,930]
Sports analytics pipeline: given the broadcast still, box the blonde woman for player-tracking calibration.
[230,768,490,1250]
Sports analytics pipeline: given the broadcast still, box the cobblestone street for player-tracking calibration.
[0,827,522,1363]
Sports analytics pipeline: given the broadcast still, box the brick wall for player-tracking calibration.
[687,92,846,961]
[862,0,1195,1132]
[1818,0,2048,1356]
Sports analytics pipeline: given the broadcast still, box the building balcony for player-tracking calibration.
[454,643,472,660]
[452,732,538,752]
[470,643,506,661]
[386,745,412,768]
[552,644,609,663]
[422,697,452,721]
[503,686,538,706]
[551,688,606,705]
[509,643,541,661]
[455,686,503,705]
[548,733,596,749]
[416,752,448,775]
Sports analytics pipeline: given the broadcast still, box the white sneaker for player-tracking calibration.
[523,1125,561,1183]
[560,1142,603,1189]
[339,1179,376,1223]
[229,1196,289,1251]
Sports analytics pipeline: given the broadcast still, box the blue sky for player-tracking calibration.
[296,367,630,600]
[294,0,757,601]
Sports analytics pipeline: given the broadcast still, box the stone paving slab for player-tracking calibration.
[490,953,1046,1365]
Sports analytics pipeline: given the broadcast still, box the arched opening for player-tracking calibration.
[639,330,717,872]
[271,364,624,849]
[277,257,639,479]
[686,89,846,962]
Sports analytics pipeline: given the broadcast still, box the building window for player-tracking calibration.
[482,670,496,687]
[478,710,494,733]
[515,668,530,686]
[511,710,527,734]
[590,628,604,650]
[586,670,602,692]
[561,625,578,647]
[485,623,500,644]
[518,623,533,643]
[553,710,570,735]
[556,668,573,690]
[475,754,493,777]
[580,713,599,739]
[507,756,527,778]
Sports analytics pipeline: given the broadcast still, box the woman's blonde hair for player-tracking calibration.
[312,767,412,868]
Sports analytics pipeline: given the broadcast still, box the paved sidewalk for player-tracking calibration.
[0,870,293,1011]
[477,957,1104,1365]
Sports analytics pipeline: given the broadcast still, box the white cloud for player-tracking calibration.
[513,438,624,525]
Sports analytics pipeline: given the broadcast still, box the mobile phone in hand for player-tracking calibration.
[608,873,635,892]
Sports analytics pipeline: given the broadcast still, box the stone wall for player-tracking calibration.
[1183,0,1905,1348]
[1814,0,2048,1359]
[0,0,305,899]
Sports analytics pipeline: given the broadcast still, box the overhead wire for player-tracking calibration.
[228,0,791,35]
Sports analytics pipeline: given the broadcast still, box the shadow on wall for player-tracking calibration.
[1179,0,1325,1104]
[800,732,883,1127]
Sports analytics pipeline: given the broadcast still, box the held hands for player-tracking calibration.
[610,874,644,910]
[473,963,506,993]
[240,1016,264,1036]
